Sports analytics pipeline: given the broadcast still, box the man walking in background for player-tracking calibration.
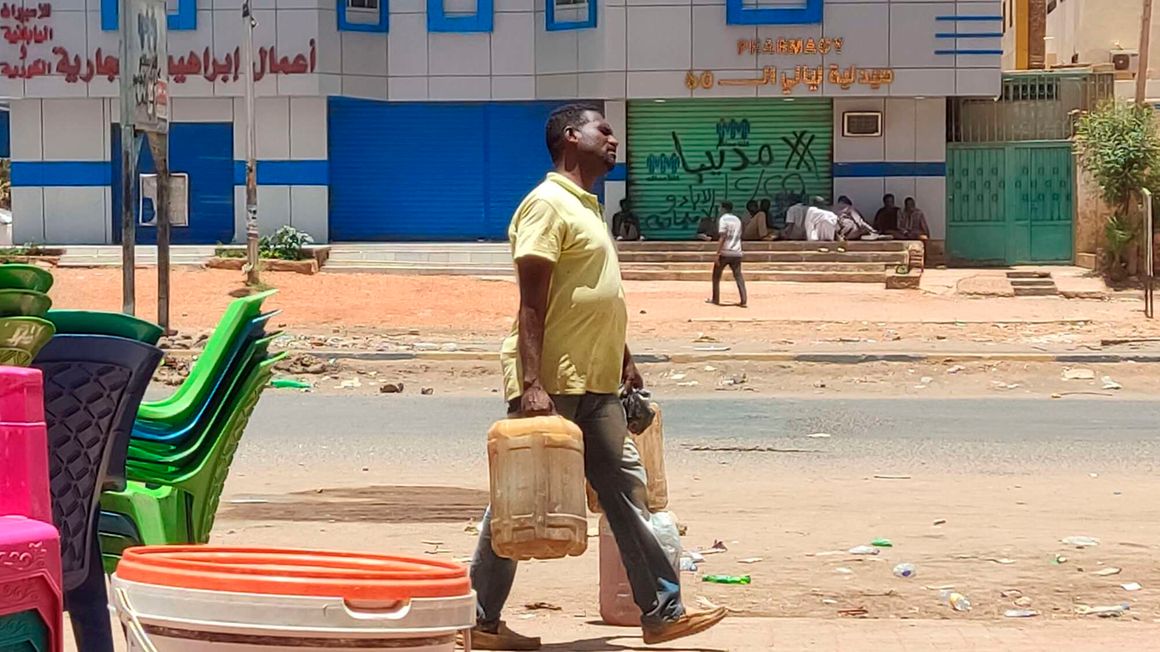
[467,103,727,650]
[709,201,747,308]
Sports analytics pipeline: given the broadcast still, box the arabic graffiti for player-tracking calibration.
[629,111,832,239]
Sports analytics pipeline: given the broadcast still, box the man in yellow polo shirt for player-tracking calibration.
[466,104,727,650]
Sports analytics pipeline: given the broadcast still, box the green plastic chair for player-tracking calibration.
[0,289,51,318]
[0,609,50,651]
[125,353,280,483]
[127,336,277,466]
[45,310,164,345]
[0,316,56,363]
[138,290,275,425]
[100,354,283,569]
[0,264,53,293]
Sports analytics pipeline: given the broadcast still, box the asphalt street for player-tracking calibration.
[235,394,1160,474]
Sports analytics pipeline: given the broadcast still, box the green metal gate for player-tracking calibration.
[627,99,833,240]
[946,142,1074,265]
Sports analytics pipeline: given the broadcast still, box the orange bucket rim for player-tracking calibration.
[116,546,471,601]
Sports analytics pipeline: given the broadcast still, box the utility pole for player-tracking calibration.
[146,132,171,332]
[242,0,261,287]
[118,0,137,315]
[1138,0,1154,104]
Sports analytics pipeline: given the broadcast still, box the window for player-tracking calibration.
[546,0,595,31]
[843,112,882,137]
[348,0,379,10]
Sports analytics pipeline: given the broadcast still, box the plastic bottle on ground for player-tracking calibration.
[941,590,972,612]
[892,563,916,578]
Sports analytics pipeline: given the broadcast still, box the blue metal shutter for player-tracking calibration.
[482,101,600,238]
[328,99,594,241]
[110,123,235,245]
[0,110,9,158]
[328,98,487,241]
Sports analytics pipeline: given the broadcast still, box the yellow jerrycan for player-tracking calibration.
[488,415,587,561]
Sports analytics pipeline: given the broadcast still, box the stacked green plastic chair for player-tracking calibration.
[93,290,285,571]
[0,264,56,364]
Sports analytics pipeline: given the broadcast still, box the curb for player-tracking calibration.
[233,349,1160,365]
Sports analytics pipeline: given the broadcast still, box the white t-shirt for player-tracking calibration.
[718,213,743,257]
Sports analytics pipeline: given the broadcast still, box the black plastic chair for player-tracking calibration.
[32,334,163,652]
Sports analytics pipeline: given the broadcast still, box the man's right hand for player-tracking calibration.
[520,383,556,417]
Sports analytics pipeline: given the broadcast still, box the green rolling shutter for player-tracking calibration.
[627,98,833,240]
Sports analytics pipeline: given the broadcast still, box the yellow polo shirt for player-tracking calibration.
[500,173,627,401]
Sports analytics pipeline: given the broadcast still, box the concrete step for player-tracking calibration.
[619,251,907,264]
[1007,271,1052,280]
[1009,278,1057,288]
[58,246,216,267]
[1012,286,1059,297]
[617,240,914,253]
[321,262,512,276]
[621,261,893,273]
[621,269,886,283]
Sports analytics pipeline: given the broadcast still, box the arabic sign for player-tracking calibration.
[0,2,317,83]
[686,65,895,93]
[0,3,51,80]
[125,0,167,131]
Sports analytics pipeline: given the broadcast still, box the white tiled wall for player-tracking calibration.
[0,0,999,102]
[833,97,947,239]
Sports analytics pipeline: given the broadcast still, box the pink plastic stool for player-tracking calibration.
[0,367,64,652]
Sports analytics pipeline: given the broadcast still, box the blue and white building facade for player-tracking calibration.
[0,0,1002,244]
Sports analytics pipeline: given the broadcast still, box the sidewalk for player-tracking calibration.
[500,617,1160,651]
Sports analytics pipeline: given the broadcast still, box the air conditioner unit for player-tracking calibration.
[1111,49,1139,73]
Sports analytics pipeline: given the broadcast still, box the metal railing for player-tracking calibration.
[948,70,1117,143]
[1146,188,1155,319]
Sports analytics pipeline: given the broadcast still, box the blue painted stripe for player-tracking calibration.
[936,15,1003,21]
[935,32,1003,38]
[11,161,111,187]
[231,160,329,186]
[935,49,1004,55]
[833,162,946,178]
[607,162,627,182]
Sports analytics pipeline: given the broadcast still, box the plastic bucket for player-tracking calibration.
[111,546,476,652]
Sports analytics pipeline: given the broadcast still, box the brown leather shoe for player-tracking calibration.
[458,622,542,651]
[641,607,728,645]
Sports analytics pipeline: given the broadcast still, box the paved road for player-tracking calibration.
[236,394,1160,474]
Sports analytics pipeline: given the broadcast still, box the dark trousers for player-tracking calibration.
[711,255,747,306]
[470,394,684,627]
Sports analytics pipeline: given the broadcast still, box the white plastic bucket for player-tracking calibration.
[111,577,476,652]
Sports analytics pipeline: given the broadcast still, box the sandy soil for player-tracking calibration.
[208,463,1160,626]
[47,268,1160,350]
[270,357,1160,400]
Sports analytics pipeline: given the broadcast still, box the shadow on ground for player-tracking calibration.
[218,485,488,523]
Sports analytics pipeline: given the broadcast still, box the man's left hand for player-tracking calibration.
[623,359,645,391]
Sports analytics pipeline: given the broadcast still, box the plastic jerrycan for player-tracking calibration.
[599,512,681,626]
[487,415,588,561]
[588,402,668,513]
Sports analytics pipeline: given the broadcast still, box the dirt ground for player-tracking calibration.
[270,357,1158,401]
[47,268,1160,350]
[207,463,1160,627]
